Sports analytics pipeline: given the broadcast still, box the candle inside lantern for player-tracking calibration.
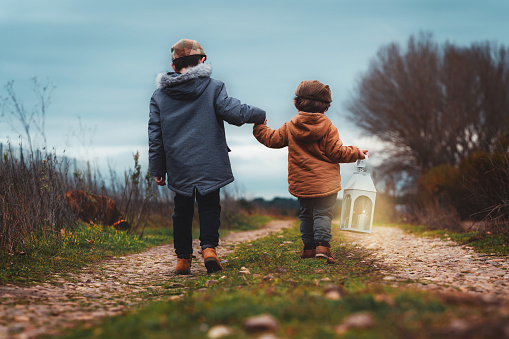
[357,210,368,230]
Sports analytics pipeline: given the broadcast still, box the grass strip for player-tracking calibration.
[0,224,172,285]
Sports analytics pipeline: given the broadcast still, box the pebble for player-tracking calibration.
[0,326,8,337]
[207,325,233,338]
[335,312,374,335]
[324,290,341,300]
[262,274,275,281]
[243,314,279,333]
[239,267,251,275]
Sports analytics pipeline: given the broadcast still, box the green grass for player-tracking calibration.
[453,232,509,256]
[0,223,172,285]
[222,213,274,231]
[62,225,483,339]
[387,223,509,256]
[0,213,272,286]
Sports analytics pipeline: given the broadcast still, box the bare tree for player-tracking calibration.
[347,33,509,184]
[1,78,54,153]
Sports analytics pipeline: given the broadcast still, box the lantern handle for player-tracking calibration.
[356,155,368,172]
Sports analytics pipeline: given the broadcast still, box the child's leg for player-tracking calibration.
[298,197,316,248]
[172,192,195,257]
[196,189,222,273]
[312,193,338,245]
[196,189,221,249]
[313,193,338,262]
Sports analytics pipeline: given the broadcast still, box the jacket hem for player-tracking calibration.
[289,186,341,199]
[197,177,235,195]
[167,177,235,197]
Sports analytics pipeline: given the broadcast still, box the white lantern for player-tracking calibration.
[340,157,377,233]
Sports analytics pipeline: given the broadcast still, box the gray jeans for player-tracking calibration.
[298,193,337,245]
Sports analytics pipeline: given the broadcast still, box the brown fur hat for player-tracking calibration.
[295,80,332,103]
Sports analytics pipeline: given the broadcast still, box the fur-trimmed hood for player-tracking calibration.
[156,64,212,100]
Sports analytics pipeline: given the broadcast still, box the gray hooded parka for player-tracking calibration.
[148,64,266,197]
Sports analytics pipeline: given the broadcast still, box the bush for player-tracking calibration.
[0,145,75,253]
[413,151,509,232]
[404,196,464,232]
[456,151,509,221]
[417,164,460,204]
[0,143,171,253]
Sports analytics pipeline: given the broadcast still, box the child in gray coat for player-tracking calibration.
[148,39,266,274]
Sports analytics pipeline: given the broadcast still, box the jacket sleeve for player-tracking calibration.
[253,123,289,149]
[324,125,362,163]
[214,83,266,125]
[148,95,167,177]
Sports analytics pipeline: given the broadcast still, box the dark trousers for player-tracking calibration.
[298,193,337,246]
[172,189,221,257]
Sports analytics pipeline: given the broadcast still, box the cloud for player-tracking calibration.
[2,0,509,199]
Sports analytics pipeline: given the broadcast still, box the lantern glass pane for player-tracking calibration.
[341,194,351,227]
[352,196,373,231]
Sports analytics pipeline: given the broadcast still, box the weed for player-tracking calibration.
[0,223,171,285]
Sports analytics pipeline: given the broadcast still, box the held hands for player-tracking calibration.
[154,176,166,186]
[359,149,369,159]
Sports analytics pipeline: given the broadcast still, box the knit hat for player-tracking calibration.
[171,39,207,61]
[295,80,332,103]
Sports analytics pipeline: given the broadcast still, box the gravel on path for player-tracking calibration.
[336,223,509,299]
[0,220,293,339]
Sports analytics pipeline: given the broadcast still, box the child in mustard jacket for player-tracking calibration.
[253,80,368,261]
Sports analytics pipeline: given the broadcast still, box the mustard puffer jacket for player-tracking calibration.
[253,112,362,198]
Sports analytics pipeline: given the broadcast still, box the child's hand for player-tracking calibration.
[155,176,166,186]
[359,149,369,159]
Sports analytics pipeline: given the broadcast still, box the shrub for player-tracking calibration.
[0,145,75,253]
[456,151,509,221]
[413,151,509,232]
[0,144,170,252]
[417,164,460,204]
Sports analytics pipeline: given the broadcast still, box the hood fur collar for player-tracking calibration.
[156,63,211,89]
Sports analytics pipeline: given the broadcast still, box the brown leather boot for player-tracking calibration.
[315,242,336,264]
[202,247,223,274]
[175,256,192,275]
[300,246,316,259]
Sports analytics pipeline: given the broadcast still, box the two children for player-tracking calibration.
[148,39,367,274]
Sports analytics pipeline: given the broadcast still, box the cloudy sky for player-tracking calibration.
[1,0,508,199]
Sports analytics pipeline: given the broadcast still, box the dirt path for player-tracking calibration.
[2,221,507,338]
[0,220,293,339]
[336,223,509,299]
